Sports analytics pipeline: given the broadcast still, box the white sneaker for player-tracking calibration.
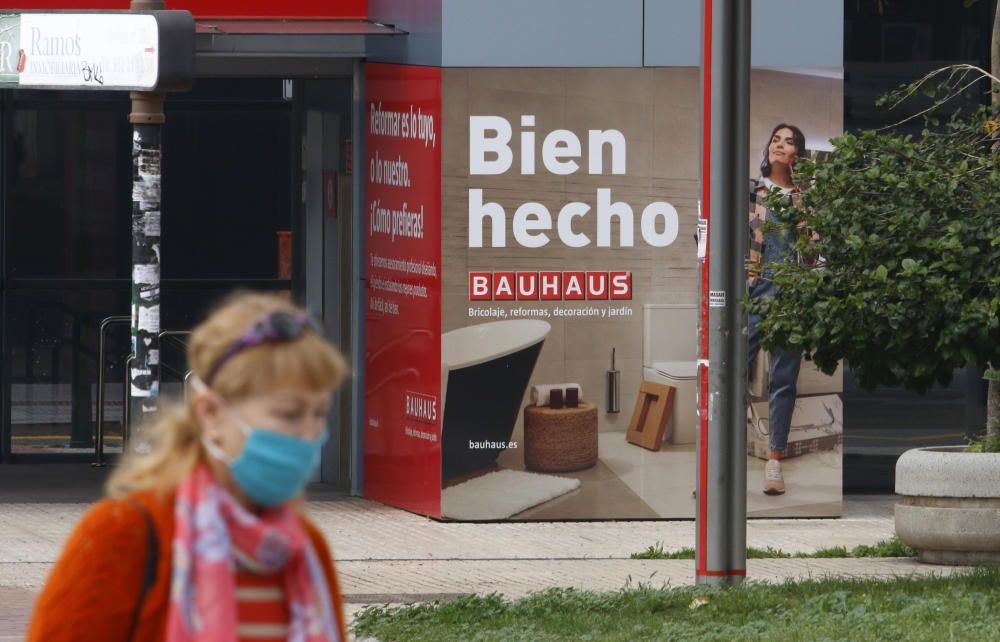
[764,458,785,495]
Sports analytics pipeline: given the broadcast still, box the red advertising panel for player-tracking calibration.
[1,1,367,19]
[363,63,442,517]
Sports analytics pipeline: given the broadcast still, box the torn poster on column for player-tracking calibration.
[131,381,160,397]
[143,211,161,237]
[138,305,160,334]
[133,264,159,284]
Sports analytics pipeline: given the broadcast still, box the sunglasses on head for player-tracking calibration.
[205,310,325,385]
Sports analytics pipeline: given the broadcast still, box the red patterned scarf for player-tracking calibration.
[166,464,341,642]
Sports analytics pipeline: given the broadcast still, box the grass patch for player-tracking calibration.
[746,545,790,558]
[353,568,1000,641]
[795,546,850,558]
[849,538,917,558]
[630,543,694,560]
[632,537,915,560]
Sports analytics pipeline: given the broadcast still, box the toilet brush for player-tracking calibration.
[607,347,620,413]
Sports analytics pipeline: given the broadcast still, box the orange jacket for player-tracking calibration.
[26,489,348,642]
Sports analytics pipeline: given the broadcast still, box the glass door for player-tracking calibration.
[301,78,355,489]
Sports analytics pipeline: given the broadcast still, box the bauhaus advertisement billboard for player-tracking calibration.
[365,64,844,520]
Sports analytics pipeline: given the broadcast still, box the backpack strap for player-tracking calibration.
[125,498,159,642]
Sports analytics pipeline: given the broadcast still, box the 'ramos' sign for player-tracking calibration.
[0,11,193,91]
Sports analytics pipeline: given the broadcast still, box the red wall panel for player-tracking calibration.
[363,63,443,517]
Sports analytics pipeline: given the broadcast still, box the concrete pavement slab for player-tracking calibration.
[0,494,954,642]
[336,557,965,600]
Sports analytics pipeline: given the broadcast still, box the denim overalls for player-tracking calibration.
[747,185,801,453]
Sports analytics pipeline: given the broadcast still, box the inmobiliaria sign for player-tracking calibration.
[365,65,845,521]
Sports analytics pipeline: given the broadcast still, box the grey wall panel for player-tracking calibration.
[643,0,701,67]
[643,0,842,68]
[749,0,842,68]
[368,0,841,69]
[368,0,443,66]
[442,0,644,67]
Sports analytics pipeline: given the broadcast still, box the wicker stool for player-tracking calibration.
[524,401,598,472]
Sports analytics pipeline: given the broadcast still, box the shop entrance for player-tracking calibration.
[0,76,361,492]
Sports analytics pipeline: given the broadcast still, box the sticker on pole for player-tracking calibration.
[709,290,726,307]
[697,217,708,260]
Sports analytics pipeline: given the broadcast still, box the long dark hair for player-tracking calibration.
[760,123,806,178]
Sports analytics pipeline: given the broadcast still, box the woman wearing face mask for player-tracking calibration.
[28,293,349,642]
[747,123,807,497]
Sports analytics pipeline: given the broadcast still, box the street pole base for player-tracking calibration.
[696,573,746,588]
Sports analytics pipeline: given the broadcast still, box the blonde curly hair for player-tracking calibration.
[107,292,348,497]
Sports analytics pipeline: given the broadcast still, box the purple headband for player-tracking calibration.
[204,310,324,385]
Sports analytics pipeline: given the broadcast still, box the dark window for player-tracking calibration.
[161,106,293,280]
[844,0,995,133]
[6,103,132,279]
[841,0,995,491]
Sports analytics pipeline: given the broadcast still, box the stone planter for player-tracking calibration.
[895,446,1000,565]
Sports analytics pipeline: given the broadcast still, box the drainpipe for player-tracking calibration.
[127,0,166,448]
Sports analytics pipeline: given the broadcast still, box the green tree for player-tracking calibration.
[748,57,1000,439]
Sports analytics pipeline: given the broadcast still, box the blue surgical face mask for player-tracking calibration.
[201,404,327,508]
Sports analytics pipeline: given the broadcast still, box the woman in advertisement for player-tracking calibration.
[28,293,349,642]
[747,123,807,496]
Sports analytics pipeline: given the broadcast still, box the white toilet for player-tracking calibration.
[642,304,698,445]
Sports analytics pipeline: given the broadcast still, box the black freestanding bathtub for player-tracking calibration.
[440,320,550,481]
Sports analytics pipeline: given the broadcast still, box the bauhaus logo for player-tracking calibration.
[404,391,438,424]
[469,271,632,301]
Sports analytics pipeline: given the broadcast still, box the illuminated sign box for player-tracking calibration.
[0,11,194,91]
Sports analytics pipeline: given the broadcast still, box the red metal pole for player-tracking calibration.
[696,0,713,580]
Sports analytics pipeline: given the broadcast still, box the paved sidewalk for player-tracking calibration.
[0,494,970,640]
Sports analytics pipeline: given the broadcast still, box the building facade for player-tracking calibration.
[0,1,993,502]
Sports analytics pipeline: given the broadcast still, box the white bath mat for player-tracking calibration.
[441,469,581,520]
